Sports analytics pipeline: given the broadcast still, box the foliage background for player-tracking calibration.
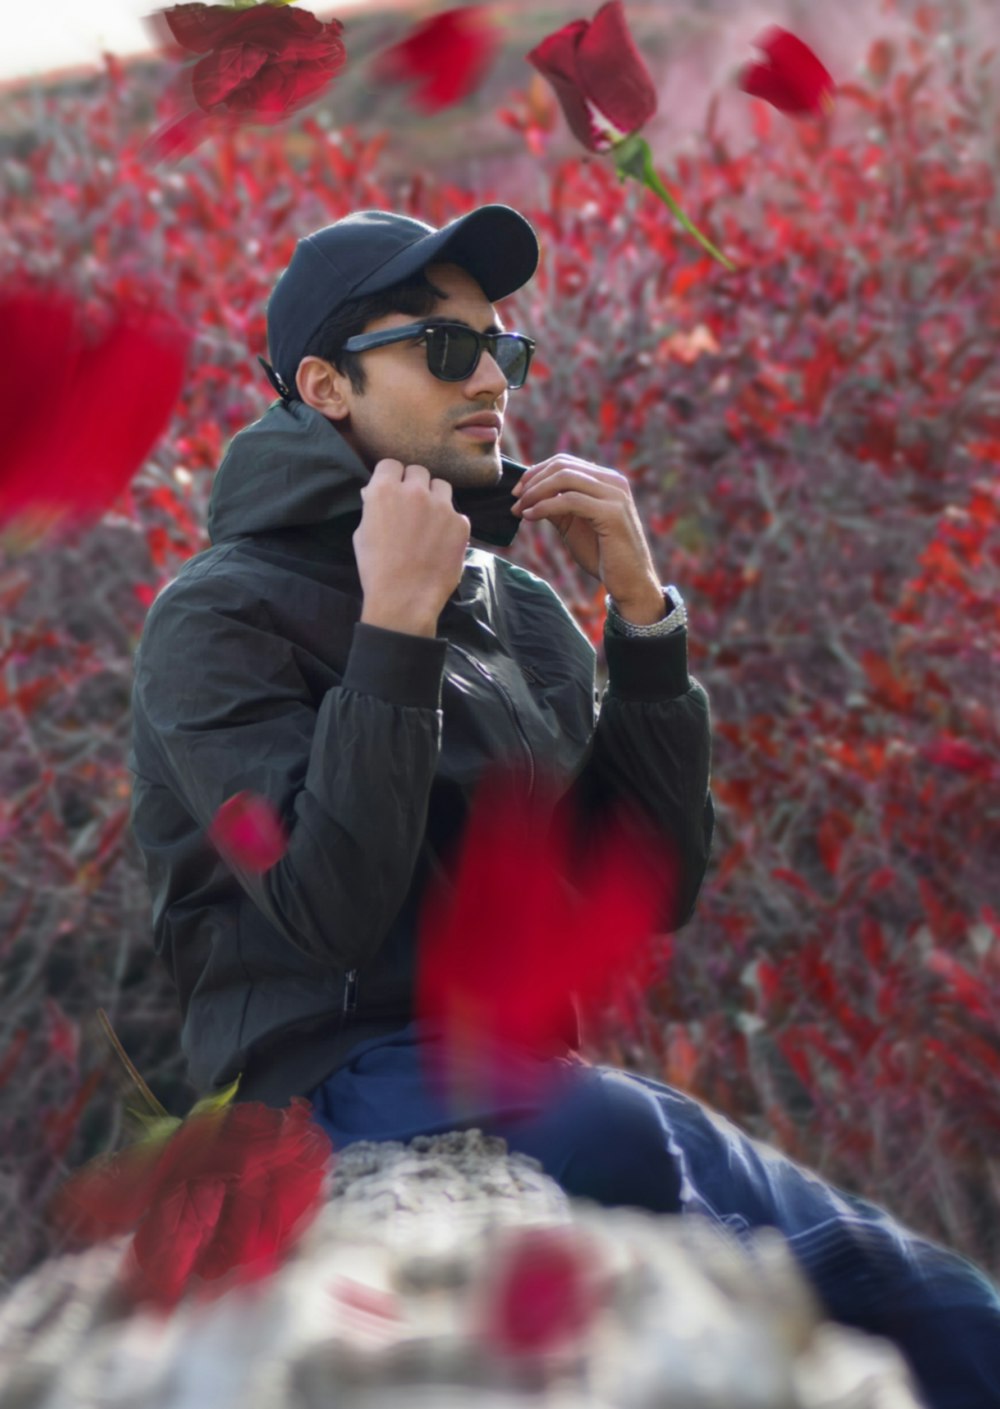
[1,0,999,1292]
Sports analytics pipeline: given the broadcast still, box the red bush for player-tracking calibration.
[1,3,998,1290]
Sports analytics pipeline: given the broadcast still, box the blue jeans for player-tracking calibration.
[307,1022,1000,1409]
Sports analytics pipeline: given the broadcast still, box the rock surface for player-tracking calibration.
[0,1129,927,1408]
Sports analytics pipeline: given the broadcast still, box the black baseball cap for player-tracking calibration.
[259,204,540,402]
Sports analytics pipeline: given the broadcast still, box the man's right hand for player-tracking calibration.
[355,459,471,638]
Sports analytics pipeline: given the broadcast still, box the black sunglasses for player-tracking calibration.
[341,321,536,389]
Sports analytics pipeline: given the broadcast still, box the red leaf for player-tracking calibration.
[45,998,79,1067]
[925,950,993,1022]
[0,1029,30,1088]
[371,7,501,114]
[860,651,916,713]
[923,735,996,779]
[867,39,894,83]
[772,867,825,903]
[208,791,289,874]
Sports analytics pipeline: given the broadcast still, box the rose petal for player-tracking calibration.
[370,7,501,114]
[208,791,289,873]
[0,289,190,543]
[739,27,835,117]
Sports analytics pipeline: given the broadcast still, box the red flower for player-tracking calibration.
[0,285,189,549]
[526,1,732,268]
[370,6,502,115]
[49,1098,334,1310]
[477,1226,606,1358]
[145,0,346,157]
[416,767,676,1099]
[208,791,289,873]
[739,27,835,118]
[526,0,657,153]
[165,2,345,118]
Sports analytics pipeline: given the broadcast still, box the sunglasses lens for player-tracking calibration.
[427,328,530,387]
[429,327,478,380]
[496,337,530,388]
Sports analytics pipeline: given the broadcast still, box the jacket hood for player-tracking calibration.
[207,399,528,550]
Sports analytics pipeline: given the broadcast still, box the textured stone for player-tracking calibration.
[0,1129,926,1408]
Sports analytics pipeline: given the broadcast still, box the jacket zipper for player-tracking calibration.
[450,642,536,795]
[343,968,358,1013]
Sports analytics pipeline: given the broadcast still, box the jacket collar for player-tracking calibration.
[207,399,527,550]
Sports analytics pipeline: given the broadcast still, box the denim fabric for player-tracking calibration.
[307,1022,1000,1409]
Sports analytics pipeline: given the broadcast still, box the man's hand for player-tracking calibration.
[511,454,663,620]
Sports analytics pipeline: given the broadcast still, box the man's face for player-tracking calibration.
[297,261,510,491]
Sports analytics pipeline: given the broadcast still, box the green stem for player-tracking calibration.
[612,134,735,272]
[96,1007,170,1119]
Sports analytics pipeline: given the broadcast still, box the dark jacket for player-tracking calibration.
[127,398,715,1109]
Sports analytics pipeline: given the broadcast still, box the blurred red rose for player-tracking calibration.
[161,1,347,120]
[209,790,290,873]
[0,285,189,549]
[526,0,657,152]
[49,1098,334,1310]
[371,6,502,114]
[739,27,835,117]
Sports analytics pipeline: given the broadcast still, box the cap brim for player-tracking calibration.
[350,204,539,306]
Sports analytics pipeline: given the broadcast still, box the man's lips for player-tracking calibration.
[456,413,502,432]
[457,425,500,440]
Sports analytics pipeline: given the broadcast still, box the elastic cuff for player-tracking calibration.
[341,621,447,711]
[604,626,691,702]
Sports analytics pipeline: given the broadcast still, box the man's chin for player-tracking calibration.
[454,448,503,488]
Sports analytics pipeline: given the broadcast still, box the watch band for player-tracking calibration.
[605,584,687,638]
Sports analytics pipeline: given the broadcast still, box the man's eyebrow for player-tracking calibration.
[421,315,506,334]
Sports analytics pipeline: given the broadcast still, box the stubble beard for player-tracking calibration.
[422,434,503,492]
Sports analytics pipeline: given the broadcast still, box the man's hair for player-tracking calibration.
[292,266,451,399]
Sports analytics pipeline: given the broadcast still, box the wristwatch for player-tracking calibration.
[605,584,687,638]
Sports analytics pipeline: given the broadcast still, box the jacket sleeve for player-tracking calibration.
[551,623,715,932]
[132,585,446,970]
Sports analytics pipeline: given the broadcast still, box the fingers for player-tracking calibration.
[516,489,621,523]
[368,459,434,484]
[513,466,627,516]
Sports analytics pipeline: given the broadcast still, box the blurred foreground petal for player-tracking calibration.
[416,767,676,1108]
[208,790,290,873]
[739,26,836,117]
[0,286,190,549]
[146,1,347,140]
[476,1224,607,1359]
[49,1098,334,1310]
[370,6,501,114]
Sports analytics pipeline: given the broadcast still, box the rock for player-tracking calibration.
[0,1129,926,1408]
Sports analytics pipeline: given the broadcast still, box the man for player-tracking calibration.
[129,205,1000,1407]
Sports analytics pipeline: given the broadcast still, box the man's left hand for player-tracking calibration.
[511,454,661,615]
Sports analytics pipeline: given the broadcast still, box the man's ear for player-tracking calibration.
[296,356,351,422]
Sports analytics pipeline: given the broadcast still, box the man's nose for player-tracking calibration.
[467,347,509,398]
